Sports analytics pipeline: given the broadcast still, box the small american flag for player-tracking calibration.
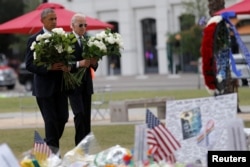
[32,131,52,164]
[146,109,181,163]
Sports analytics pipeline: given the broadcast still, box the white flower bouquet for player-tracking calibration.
[74,28,124,81]
[82,28,124,59]
[30,28,80,90]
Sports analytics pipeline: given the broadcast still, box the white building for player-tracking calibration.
[49,0,240,77]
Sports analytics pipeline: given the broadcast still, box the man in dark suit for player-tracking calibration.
[25,8,70,154]
[68,13,99,145]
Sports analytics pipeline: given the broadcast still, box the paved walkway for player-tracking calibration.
[1,106,250,129]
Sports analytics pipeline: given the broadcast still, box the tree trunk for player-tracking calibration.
[207,0,225,16]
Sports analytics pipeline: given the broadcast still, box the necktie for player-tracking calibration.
[78,36,82,47]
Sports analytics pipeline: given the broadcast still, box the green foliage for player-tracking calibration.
[182,0,208,19]
[33,30,76,67]
[167,25,203,60]
[0,125,135,159]
[179,14,195,31]
[168,0,207,61]
[181,25,203,59]
[0,0,40,59]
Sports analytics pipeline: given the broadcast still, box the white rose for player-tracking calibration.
[55,45,63,53]
[30,41,36,50]
[89,36,95,42]
[52,28,65,35]
[39,33,50,40]
[36,34,42,41]
[114,33,121,39]
[106,36,115,44]
[99,43,107,52]
[99,31,107,38]
[96,33,104,40]
[33,52,37,60]
[93,40,101,47]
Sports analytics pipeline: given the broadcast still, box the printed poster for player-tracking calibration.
[166,93,238,165]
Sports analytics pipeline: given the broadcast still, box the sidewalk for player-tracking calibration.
[1,106,250,129]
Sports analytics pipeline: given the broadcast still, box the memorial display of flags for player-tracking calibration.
[146,109,181,163]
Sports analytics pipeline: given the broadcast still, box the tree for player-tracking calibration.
[182,0,208,20]
[167,0,208,67]
[0,0,40,60]
[0,0,25,56]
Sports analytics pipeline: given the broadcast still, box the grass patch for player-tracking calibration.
[1,123,250,160]
[0,125,135,160]
[1,87,250,113]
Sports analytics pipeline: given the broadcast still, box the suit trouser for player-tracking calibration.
[36,91,69,152]
[68,91,92,146]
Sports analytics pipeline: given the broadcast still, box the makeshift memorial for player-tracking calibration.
[146,109,181,164]
[166,93,238,165]
[61,132,98,166]
[31,27,80,90]
[200,12,246,95]
[93,145,131,166]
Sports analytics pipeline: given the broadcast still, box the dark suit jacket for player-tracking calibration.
[25,30,64,97]
[70,34,98,95]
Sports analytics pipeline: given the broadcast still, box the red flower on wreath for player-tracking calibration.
[200,16,223,94]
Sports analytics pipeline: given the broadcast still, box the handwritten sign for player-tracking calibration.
[166,93,238,165]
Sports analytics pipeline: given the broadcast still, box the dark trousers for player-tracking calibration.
[36,91,69,152]
[68,92,92,146]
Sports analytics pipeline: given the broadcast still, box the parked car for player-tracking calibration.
[18,62,33,91]
[0,54,16,90]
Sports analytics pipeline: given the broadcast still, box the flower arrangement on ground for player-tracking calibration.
[30,28,80,90]
[75,28,124,80]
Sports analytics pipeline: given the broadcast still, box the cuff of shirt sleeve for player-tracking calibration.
[77,61,79,68]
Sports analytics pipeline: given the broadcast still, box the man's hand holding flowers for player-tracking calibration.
[90,58,99,67]
[78,59,90,68]
[73,28,123,80]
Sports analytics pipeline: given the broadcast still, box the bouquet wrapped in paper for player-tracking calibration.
[60,132,98,167]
